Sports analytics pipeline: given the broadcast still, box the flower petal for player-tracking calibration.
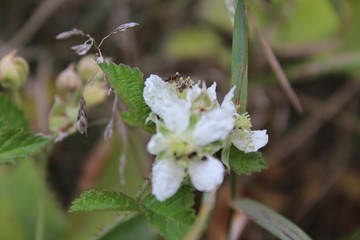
[187,84,202,102]
[188,155,224,192]
[251,130,269,151]
[143,74,176,116]
[231,129,268,153]
[147,132,167,155]
[151,159,185,202]
[192,107,234,146]
[221,86,236,113]
[161,97,191,134]
[206,82,217,102]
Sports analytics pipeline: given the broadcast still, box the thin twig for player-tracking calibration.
[248,10,304,114]
[0,0,68,56]
[75,139,114,194]
[185,191,217,240]
[229,212,249,240]
[299,93,360,135]
[266,79,360,166]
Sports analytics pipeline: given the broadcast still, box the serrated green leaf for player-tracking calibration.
[229,146,267,175]
[141,186,196,240]
[98,62,154,133]
[0,125,49,164]
[0,93,28,130]
[69,190,139,212]
[231,198,312,240]
[95,213,157,240]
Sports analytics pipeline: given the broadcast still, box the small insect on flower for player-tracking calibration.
[164,72,182,83]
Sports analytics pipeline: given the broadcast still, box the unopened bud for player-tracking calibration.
[76,55,101,81]
[83,80,107,107]
[56,63,82,90]
[0,50,29,89]
[49,96,79,141]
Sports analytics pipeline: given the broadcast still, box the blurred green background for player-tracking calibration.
[0,0,359,239]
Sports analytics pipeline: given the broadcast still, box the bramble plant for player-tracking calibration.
[0,1,316,240]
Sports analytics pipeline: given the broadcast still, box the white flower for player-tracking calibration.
[230,129,268,153]
[148,96,231,201]
[144,75,236,201]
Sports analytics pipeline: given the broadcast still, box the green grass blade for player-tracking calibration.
[231,198,312,240]
[231,0,248,114]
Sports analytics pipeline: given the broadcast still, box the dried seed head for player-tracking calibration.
[77,97,88,135]
[56,28,84,39]
[103,118,114,141]
[71,39,94,56]
[96,55,104,64]
[112,22,139,34]
[98,22,139,48]
[107,86,114,96]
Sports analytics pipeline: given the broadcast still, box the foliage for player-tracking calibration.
[95,214,157,240]
[229,146,267,175]
[70,186,195,240]
[231,0,248,114]
[0,93,28,130]
[0,125,50,164]
[69,191,138,212]
[98,62,154,133]
[231,198,312,240]
[141,185,196,240]
[0,161,66,240]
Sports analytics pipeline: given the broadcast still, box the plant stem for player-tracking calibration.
[135,179,150,201]
[228,0,248,237]
[12,90,23,108]
[35,143,53,240]
[185,191,216,240]
[35,157,46,240]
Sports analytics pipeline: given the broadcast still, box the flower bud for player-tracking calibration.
[76,55,101,82]
[83,80,107,107]
[49,96,78,141]
[0,50,29,89]
[56,63,82,90]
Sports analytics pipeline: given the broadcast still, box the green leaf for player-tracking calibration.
[0,160,67,240]
[229,145,267,175]
[231,0,248,114]
[95,213,157,240]
[98,62,154,133]
[0,125,49,164]
[276,0,339,44]
[141,186,196,240]
[231,198,312,240]
[0,93,28,130]
[69,190,139,212]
